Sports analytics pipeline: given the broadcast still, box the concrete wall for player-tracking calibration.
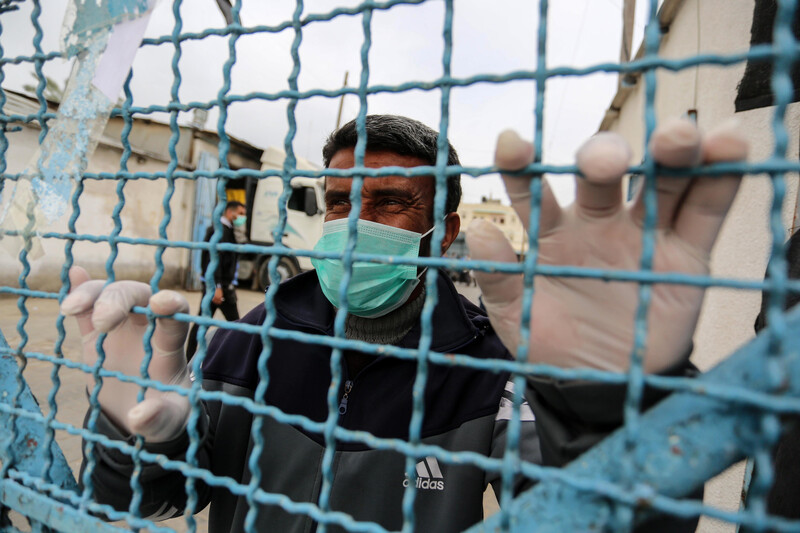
[603,1,800,531]
[1,122,197,291]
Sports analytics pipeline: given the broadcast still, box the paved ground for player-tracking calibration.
[0,281,489,531]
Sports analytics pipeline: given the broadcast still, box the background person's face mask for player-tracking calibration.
[311,218,434,318]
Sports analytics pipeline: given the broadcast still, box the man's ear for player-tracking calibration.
[440,212,461,255]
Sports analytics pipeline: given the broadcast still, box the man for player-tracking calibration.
[186,200,247,360]
[63,115,747,532]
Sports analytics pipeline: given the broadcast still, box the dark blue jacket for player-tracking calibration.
[85,271,540,532]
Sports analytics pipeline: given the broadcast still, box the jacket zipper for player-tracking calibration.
[338,380,353,415]
[333,325,485,418]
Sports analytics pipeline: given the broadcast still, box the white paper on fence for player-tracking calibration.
[92,10,153,102]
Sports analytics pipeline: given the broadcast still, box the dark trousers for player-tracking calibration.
[186,284,239,361]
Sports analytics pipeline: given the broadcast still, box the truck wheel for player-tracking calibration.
[257,256,299,290]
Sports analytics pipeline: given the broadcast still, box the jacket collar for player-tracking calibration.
[273,270,486,352]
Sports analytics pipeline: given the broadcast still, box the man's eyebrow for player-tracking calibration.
[325,186,419,201]
[324,189,350,202]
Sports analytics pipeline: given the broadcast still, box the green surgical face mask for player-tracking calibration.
[233,215,247,227]
[311,218,434,318]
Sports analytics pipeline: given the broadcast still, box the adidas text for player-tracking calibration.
[403,477,445,490]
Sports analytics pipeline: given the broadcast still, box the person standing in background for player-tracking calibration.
[186,201,246,360]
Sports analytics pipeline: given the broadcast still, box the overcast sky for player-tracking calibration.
[0,0,657,205]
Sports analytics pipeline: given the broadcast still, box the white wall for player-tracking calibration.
[0,123,196,291]
[604,1,800,531]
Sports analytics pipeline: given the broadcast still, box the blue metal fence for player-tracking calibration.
[0,0,799,532]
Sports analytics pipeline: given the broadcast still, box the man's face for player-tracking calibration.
[226,205,246,222]
[325,148,436,235]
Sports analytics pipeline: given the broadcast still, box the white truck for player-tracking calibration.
[238,147,325,290]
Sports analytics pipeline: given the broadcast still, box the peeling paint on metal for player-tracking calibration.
[61,0,151,57]
[0,480,126,533]
[0,330,77,493]
[0,0,153,262]
[0,28,113,260]
[32,33,112,222]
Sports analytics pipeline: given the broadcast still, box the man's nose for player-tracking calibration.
[358,213,380,223]
[353,205,380,223]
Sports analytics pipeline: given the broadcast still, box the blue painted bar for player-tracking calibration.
[0,330,77,493]
[3,0,800,531]
[0,479,124,533]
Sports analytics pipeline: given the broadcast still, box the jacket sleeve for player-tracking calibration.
[79,401,214,521]
[523,357,702,532]
[79,303,264,524]
[485,380,542,499]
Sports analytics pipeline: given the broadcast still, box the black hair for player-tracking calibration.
[224,201,245,212]
[322,115,462,214]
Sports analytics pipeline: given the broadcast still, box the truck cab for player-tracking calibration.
[238,147,324,290]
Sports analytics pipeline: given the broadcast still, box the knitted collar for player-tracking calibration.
[344,287,425,345]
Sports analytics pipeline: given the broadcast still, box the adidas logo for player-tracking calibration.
[403,457,445,490]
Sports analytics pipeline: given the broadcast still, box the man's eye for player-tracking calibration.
[381,198,404,207]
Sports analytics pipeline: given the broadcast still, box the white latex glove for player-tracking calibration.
[61,266,191,442]
[467,119,748,373]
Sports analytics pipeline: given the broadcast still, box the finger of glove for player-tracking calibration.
[67,265,91,289]
[496,130,561,233]
[574,132,632,218]
[631,118,701,227]
[62,268,105,340]
[673,120,748,253]
[127,395,189,443]
[91,281,152,333]
[149,290,190,362]
[465,219,522,304]
[466,219,524,351]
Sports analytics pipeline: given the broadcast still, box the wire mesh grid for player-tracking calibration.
[0,0,798,532]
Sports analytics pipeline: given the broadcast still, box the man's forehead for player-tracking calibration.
[324,175,434,194]
[324,148,436,195]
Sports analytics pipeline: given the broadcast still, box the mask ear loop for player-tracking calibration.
[416,223,440,279]
[419,210,453,277]
[419,211,454,250]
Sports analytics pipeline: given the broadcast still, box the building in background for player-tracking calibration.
[598,1,799,532]
[454,198,527,259]
[0,89,263,291]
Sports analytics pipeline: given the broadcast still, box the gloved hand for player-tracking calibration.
[61,266,191,442]
[467,119,748,374]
